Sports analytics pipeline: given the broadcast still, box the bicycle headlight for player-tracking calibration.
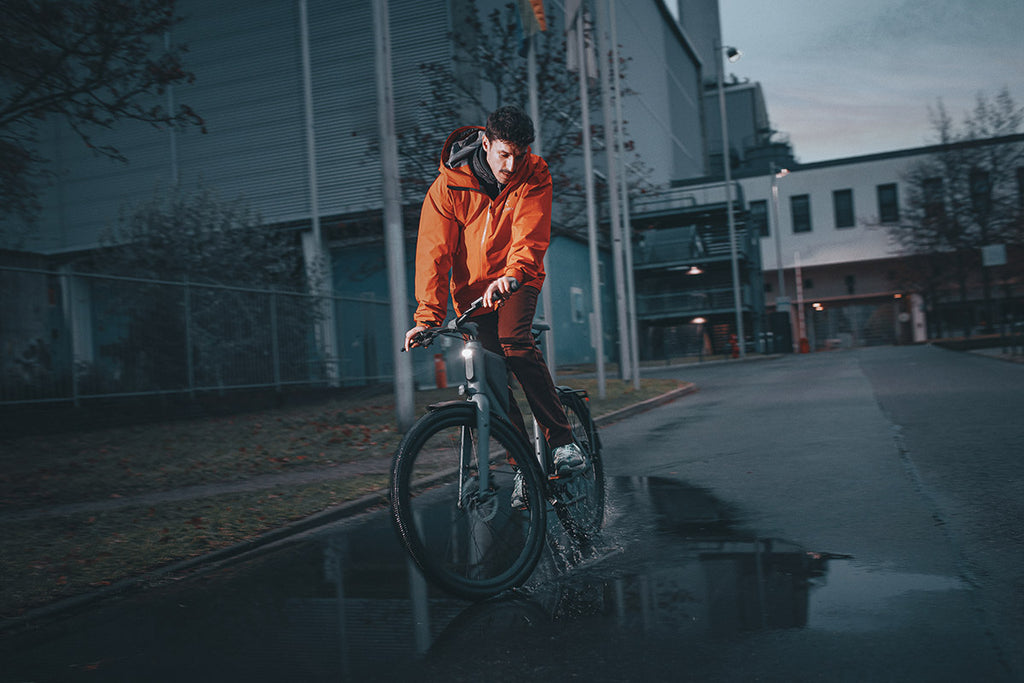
[462,347,475,380]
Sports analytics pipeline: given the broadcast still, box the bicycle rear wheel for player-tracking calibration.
[390,404,547,601]
[553,390,605,540]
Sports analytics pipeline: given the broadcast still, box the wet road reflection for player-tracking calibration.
[3,476,980,682]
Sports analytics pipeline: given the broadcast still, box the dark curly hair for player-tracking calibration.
[485,105,535,149]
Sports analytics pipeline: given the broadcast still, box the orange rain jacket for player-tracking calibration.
[413,125,553,327]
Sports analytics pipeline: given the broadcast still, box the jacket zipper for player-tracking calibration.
[481,211,491,250]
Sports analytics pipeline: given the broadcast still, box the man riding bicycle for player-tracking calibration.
[404,105,584,493]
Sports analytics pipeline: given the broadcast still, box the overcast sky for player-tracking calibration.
[716,0,1024,163]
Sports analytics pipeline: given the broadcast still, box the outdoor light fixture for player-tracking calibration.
[687,266,704,275]
[692,316,707,362]
[725,46,742,62]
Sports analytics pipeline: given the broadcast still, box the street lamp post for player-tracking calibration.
[770,166,789,302]
[770,165,792,353]
[716,43,745,358]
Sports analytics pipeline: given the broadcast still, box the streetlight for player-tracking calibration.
[716,42,745,358]
[770,166,789,301]
[770,166,792,352]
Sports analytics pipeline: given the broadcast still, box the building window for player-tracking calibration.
[791,194,811,233]
[570,287,585,323]
[833,189,854,228]
[748,199,769,237]
[924,177,945,219]
[970,168,991,216]
[877,183,899,223]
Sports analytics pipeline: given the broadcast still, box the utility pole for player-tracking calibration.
[373,0,414,430]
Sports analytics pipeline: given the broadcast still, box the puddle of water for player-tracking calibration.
[0,476,997,682]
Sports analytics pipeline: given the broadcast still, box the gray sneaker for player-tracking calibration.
[552,442,586,475]
[511,471,527,509]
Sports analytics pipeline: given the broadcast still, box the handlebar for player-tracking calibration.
[403,280,520,351]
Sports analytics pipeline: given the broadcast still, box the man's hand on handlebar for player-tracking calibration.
[404,325,429,351]
[483,276,520,308]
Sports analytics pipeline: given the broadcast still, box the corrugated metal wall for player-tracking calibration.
[21,0,706,269]
[175,1,309,220]
[309,0,450,214]
[26,0,451,254]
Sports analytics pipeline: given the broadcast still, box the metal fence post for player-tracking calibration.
[63,268,80,407]
[184,276,195,397]
[270,291,281,391]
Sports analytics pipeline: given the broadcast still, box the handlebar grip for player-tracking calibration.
[401,328,432,351]
[455,278,521,325]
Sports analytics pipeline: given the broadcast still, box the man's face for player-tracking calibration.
[481,135,525,185]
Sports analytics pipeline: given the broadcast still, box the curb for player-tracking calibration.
[593,382,697,426]
[1,383,698,632]
[965,348,1024,364]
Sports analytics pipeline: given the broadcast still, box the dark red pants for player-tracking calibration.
[473,285,573,448]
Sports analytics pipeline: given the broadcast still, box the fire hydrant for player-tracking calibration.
[729,334,739,359]
[433,353,447,389]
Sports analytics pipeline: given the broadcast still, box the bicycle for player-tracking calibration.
[390,289,605,601]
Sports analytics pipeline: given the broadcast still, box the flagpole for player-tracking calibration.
[596,0,629,382]
[609,0,640,388]
[574,0,605,398]
[526,32,558,382]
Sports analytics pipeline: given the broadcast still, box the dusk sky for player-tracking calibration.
[717,0,1024,163]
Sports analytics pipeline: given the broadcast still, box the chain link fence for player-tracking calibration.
[1,266,399,406]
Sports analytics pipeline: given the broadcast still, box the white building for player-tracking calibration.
[738,134,1024,349]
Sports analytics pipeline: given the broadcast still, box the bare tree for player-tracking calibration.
[0,0,204,238]
[393,0,650,236]
[889,87,1024,335]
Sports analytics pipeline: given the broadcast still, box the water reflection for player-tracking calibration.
[313,476,851,679]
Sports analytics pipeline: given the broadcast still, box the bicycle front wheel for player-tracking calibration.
[553,390,605,540]
[390,404,547,601]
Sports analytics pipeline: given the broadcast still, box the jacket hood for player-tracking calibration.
[442,126,483,171]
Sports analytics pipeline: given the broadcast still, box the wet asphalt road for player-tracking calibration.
[2,345,1022,682]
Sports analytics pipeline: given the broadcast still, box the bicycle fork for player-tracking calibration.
[459,338,493,508]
